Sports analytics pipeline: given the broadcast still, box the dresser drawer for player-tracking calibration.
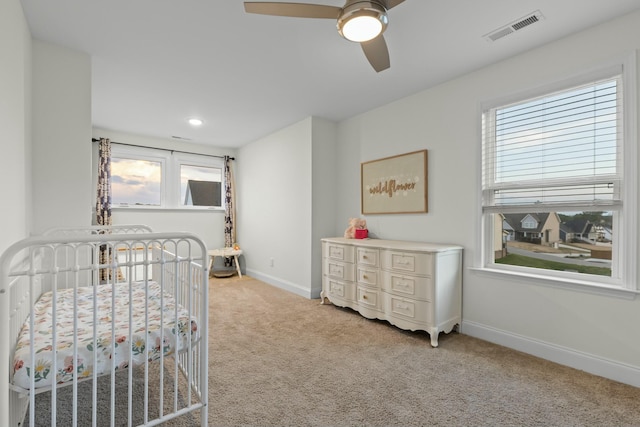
[357,285,381,310]
[382,271,432,301]
[323,276,355,301]
[383,292,432,324]
[381,250,433,276]
[324,259,355,281]
[323,242,355,263]
[357,247,379,267]
[357,266,379,287]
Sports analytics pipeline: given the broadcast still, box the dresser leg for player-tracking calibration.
[430,328,439,347]
[320,290,326,304]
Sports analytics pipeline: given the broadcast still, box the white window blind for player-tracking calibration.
[482,75,623,214]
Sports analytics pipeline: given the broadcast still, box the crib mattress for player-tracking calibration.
[12,281,198,390]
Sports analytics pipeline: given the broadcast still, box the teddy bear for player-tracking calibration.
[344,217,367,239]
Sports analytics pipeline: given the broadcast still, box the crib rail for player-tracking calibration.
[42,224,153,236]
[0,232,209,427]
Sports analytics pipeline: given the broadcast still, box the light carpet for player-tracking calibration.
[33,275,640,426]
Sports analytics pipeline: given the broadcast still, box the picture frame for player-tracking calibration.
[361,149,428,215]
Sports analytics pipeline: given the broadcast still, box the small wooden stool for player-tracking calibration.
[208,248,243,278]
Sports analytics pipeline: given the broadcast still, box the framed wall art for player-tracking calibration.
[361,149,428,215]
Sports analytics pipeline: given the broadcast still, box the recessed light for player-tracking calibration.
[188,118,203,126]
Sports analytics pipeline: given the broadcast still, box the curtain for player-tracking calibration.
[223,156,236,267]
[96,138,121,282]
[96,138,112,226]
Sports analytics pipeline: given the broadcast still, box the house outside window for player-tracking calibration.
[481,58,637,291]
[180,164,222,207]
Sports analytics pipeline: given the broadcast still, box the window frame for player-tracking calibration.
[175,153,224,209]
[110,145,225,211]
[521,215,537,230]
[110,147,167,208]
[477,55,638,294]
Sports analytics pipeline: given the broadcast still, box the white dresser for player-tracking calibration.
[321,237,463,347]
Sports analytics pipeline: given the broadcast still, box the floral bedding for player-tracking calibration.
[12,281,198,390]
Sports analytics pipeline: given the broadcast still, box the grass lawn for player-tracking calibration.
[495,253,611,276]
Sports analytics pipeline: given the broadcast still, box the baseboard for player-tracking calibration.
[245,269,320,299]
[462,320,640,388]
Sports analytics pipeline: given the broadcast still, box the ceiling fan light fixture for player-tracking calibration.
[337,2,388,43]
[341,15,382,42]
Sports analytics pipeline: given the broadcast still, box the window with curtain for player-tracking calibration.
[481,62,636,290]
[110,145,224,209]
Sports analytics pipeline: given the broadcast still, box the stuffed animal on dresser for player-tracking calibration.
[344,217,367,239]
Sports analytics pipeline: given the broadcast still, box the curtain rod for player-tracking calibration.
[92,138,235,160]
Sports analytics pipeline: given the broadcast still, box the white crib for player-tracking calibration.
[0,227,209,426]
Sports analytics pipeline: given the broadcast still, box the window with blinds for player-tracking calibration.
[480,66,636,289]
[482,76,622,213]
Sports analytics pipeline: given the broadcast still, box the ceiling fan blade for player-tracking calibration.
[244,2,341,18]
[380,0,405,10]
[361,35,390,72]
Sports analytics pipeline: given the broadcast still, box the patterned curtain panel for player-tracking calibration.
[224,156,236,267]
[96,138,112,226]
[96,138,121,282]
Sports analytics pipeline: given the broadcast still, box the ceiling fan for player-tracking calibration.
[243,0,406,72]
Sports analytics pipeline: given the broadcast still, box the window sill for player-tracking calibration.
[112,206,224,212]
[469,266,639,300]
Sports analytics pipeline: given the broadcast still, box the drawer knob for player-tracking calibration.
[362,294,368,300]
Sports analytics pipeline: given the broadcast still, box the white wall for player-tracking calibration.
[31,41,92,234]
[332,10,640,386]
[237,117,315,297]
[0,0,31,253]
[236,117,337,298]
[92,128,235,252]
[311,118,338,296]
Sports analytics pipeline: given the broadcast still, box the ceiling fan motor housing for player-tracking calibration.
[337,1,389,42]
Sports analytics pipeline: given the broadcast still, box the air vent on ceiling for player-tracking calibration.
[484,10,545,42]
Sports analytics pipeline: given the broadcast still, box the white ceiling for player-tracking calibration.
[20,0,640,148]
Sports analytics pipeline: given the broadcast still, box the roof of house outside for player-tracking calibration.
[502,213,551,233]
[561,218,593,235]
[185,180,221,206]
